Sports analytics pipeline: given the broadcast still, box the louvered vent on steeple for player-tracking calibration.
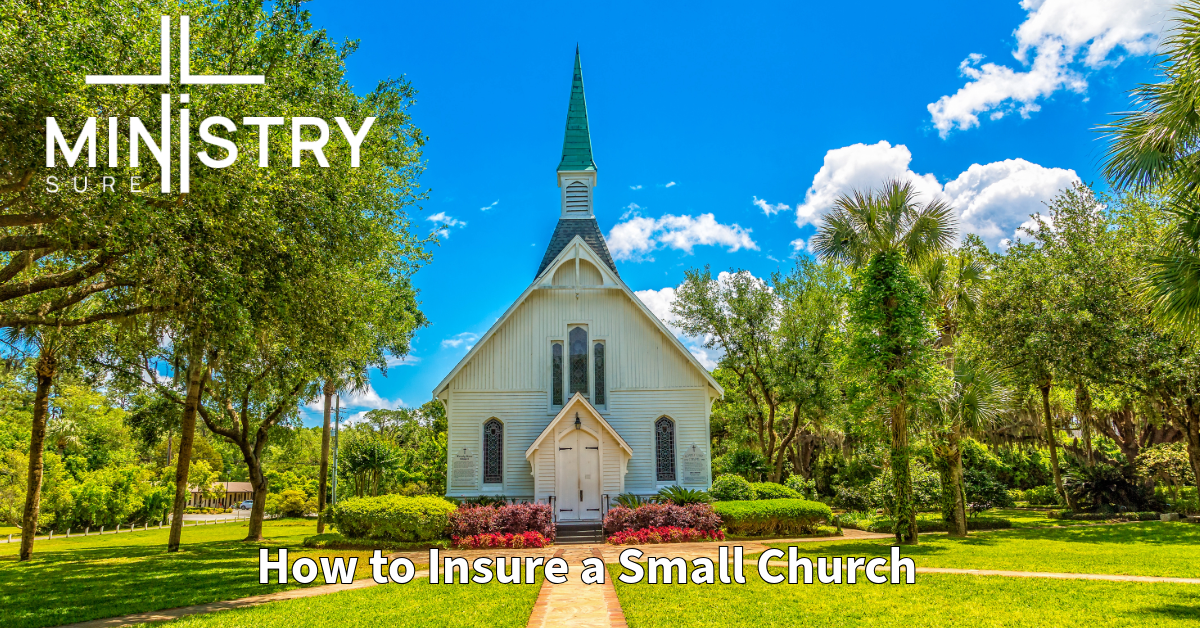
[565,181,589,212]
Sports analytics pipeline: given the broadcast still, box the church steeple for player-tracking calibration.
[557,47,597,219]
[558,47,596,173]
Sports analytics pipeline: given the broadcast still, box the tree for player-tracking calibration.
[917,241,989,536]
[811,179,955,544]
[672,258,847,483]
[339,435,400,497]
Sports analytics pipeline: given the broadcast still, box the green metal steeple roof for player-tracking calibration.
[557,47,596,172]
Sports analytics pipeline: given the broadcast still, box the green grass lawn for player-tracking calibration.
[987,508,1082,528]
[154,574,543,628]
[0,519,383,628]
[612,566,1200,628]
[760,522,1200,578]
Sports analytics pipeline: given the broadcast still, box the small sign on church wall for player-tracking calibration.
[452,449,477,486]
[681,444,708,485]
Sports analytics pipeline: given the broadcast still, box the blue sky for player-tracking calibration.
[298,0,1169,425]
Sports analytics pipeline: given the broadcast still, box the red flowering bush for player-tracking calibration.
[448,503,555,542]
[606,526,725,545]
[453,531,549,549]
[603,503,721,535]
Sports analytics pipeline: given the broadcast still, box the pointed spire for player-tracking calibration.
[558,47,596,172]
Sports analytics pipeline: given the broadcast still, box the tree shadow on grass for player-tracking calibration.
[1138,603,1200,620]
[0,528,357,628]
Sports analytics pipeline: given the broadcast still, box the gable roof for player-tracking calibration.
[558,47,595,172]
[524,393,633,458]
[433,236,724,398]
[536,217,618,279]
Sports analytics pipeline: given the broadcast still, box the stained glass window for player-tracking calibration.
[593,342,605,405]
[551,343,563,405]
[655,417,676,482]
[483,419,503,484]
[569,326,588,397]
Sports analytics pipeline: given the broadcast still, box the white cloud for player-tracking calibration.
[795,141,942,229]
[753,196,791,216]
[607,213,758,261]
[441,332,479,349]
[794,141,1079,249]
[629,184,643,190]
[664,181,677,188]
[928,0,1171,136]
[304,384,403,413]
[790,238,806,256]
[385,354,421,367]
[479,200,499,211]
[943,159,1079,247]
[428,211,467,237]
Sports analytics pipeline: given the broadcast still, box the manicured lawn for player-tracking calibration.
[760,522,1200,578]
[154,575,543,628]
[612,567,1200,628]
[0,519,381,628]
[987,508,1077,528]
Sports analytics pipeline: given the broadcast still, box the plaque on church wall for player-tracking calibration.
[681,445,708,484]
[452,452,477,485]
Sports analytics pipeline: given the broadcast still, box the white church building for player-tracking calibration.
[434,51,723,521]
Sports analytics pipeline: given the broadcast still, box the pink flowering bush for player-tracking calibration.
[603,503,721,535]
[448,503,555,542]
[606,526,725,545]
[453,531,549,549]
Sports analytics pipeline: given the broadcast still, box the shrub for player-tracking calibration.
[867,459,942,513]
[606,526,725,545]
[603,503,721,535]
[785,475,816,500]
[329,494,457,541]
[267,489,315,518]
[453,531,549,549]
[657,485,711,505]
[615,493,655,508]
[710,474,756,501]
[964,469,1015,513]
[712,498,833,536]
[752,482,801,500]
[832,485,872,511]
[1063,462,1148,512]
[447,503,555,541]
[1022,485,1062,506]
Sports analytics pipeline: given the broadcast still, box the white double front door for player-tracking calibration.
[556,429,602,520]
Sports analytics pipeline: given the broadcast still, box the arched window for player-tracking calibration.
[551,342,564,405]
[483,419,503,484]
[569,326,588,396]
[655,417,676,482]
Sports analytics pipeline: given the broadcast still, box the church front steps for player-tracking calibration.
[555,521,605,544]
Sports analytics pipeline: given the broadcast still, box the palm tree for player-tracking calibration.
[1102,1,1200,328]
[811,179,957,544]
[316,372,370,533]
[931,360,1012,536]
[918,249,988,536]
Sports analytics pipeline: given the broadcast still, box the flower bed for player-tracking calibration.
[607,526,725,545]
[453,531,549,549]
[603,503,721,536]
[448,503,556,542]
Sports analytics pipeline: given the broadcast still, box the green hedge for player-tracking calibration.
[1049,510,1158,522]
[713,498,832,536]
[710,474,756,501]
[752,482,801,500]
[328,494,457,541]
[863,516,1012,533]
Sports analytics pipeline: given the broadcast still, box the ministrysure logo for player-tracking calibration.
[44,16,375,194]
